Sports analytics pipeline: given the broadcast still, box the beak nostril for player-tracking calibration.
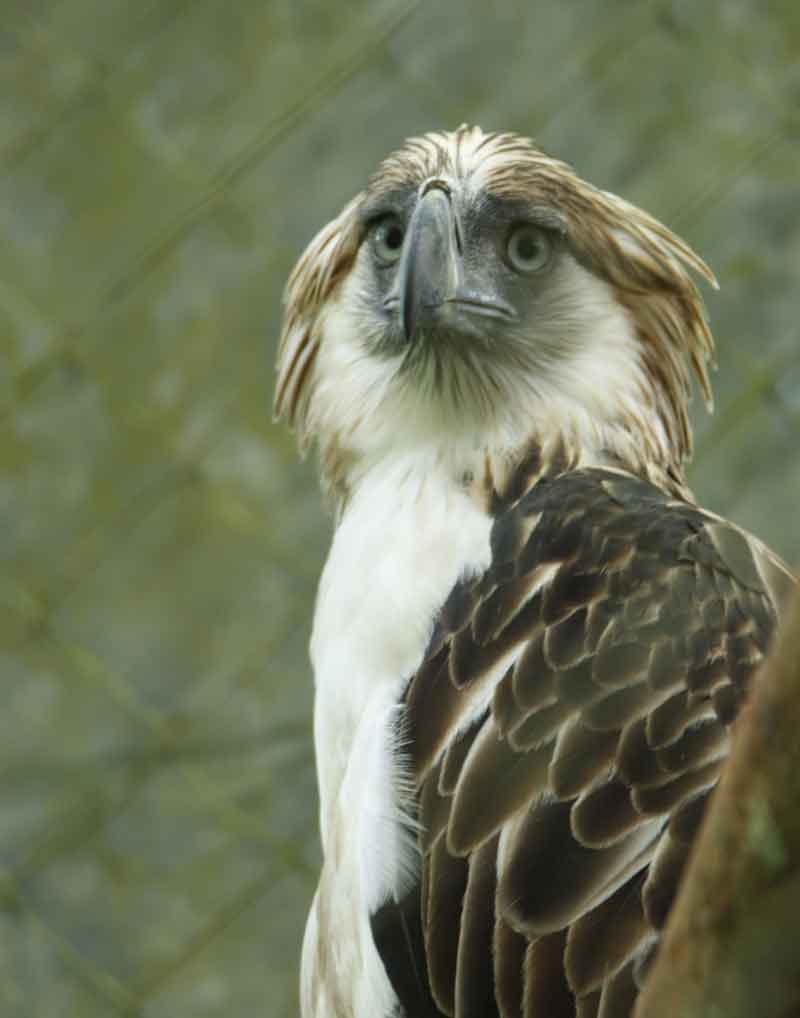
[453,212,464,257]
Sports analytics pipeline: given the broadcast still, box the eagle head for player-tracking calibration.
[275,126,716,500]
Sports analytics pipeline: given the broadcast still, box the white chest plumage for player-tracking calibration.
[302,452,494,1018]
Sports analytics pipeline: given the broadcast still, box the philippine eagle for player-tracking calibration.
[274,126,795,1018]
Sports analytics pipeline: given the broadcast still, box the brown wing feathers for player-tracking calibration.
[379,467,792,1018]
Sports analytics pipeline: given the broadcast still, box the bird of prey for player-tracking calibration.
[273,126,795,1018]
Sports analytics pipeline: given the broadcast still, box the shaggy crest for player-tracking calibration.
[274,125,717,474]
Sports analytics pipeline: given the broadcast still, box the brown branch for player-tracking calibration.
[635,593,800,1018]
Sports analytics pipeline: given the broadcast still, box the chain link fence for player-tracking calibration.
[2,1,799,1015]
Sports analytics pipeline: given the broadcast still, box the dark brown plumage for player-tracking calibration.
[378,465,794,1017]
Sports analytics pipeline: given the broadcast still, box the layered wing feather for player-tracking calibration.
[374,467,794,1018]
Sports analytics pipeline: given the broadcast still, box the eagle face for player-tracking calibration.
[359,178,568,353]
[347,173,633,427]
[275,126,716,498]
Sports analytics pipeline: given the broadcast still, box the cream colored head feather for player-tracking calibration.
[275,126,716,500]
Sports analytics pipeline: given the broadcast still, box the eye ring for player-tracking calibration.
[506,224,553,274]
[371,215,405,264]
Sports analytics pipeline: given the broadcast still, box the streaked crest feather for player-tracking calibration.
[275,125,716,472]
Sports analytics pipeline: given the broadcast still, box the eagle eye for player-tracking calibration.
[506,224,553,274]
[371,216,405,265]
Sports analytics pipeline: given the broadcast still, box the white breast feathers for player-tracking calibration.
[303,450,493,1018]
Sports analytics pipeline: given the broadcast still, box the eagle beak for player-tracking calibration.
[390,181,517,342]
[396,182,462,343]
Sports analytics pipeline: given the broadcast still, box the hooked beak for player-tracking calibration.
[386,182,515,343]
[398,183,461,342]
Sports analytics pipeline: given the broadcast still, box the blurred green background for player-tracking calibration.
[1,1,798,1015]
